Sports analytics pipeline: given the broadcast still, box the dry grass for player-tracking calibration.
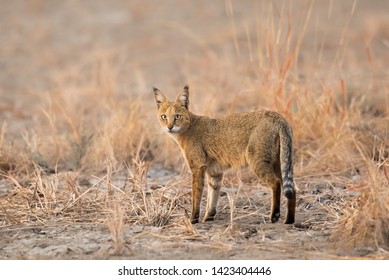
[0,0,388,258]
[106,201,130,256]
[333,147,389,250]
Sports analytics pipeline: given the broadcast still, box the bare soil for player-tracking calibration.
[1,168,387,260]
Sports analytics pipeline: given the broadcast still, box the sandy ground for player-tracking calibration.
[0,168,386,260]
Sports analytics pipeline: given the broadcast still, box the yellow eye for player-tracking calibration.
[161,114,167,120]
[174,114,181,120]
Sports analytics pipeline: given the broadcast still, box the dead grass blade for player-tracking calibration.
[106,202,131,256]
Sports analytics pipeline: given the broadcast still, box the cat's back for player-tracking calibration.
[190,110,286,134]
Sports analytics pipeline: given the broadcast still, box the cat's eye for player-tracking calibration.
[174,114,182,120]
[161,114,167,120]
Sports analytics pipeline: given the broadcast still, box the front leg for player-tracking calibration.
[190,166,206,224]
[203,172,223,222]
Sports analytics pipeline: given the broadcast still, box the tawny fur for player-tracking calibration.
[153,85,296,224]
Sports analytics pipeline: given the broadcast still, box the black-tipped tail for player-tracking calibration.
[279,125,295,200]
[284,187,294,199]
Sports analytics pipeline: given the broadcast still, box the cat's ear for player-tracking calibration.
[153,87,167,109]
[176,85,189,109]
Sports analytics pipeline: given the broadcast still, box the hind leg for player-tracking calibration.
[250,166,281,224]
[247,130,283,223]
[203,172,223,222]
[270,179,281,223]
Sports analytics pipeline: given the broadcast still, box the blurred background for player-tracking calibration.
[1,0,388,169]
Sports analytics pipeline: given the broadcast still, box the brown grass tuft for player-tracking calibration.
[333,147,389,250]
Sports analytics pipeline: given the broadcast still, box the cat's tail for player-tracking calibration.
[279,125,295,200]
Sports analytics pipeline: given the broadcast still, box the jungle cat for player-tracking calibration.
[153,85,296,224]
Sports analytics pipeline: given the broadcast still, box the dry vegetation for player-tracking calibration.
[0,0,388,259]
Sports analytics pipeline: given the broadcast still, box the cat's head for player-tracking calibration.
[153,85,191,134]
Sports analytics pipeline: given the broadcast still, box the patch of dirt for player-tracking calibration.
[1,168,387,260]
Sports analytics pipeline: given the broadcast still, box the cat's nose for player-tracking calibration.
[168,125,174,131]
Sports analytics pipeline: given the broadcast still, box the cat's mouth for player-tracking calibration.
[167,127,180,133]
